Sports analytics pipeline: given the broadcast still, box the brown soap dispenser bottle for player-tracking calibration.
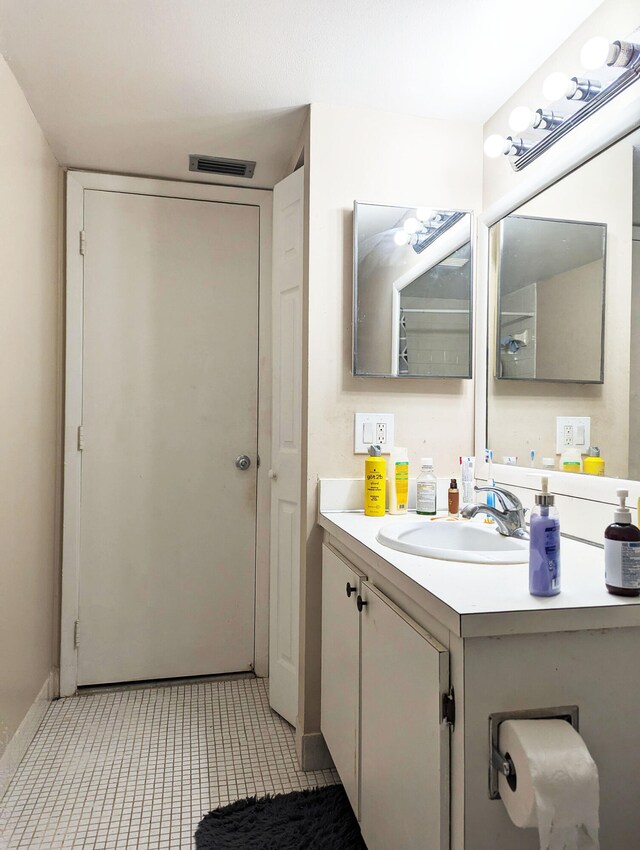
[448,479,459,517]
[604,489,640,597]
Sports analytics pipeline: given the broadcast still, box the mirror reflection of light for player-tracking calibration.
[403,217,420,234]
[416,207,434,223]
[394,230,410,246]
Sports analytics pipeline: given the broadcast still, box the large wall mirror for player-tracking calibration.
[353,202,472,377]
[487,125,640,479]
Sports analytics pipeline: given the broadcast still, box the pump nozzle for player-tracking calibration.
[614,489,631,524]
[535,475,554,506]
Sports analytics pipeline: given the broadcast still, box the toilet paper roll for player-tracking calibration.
[498,719,600,850]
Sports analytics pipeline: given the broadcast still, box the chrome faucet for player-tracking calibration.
[460,486,528,538]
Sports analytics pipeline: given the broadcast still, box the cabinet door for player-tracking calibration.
[360,581,450,850]
[321,544,365,817]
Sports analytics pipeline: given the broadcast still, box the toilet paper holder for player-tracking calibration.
[488,705,579,799]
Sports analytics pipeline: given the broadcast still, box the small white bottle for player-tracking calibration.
[416,458,437,516]
[560,446,582,473]
[388,447,409,515]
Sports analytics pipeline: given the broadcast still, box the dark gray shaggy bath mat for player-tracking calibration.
[194,784,367,849]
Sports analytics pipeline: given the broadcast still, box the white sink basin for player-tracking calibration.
[376,519,528,564]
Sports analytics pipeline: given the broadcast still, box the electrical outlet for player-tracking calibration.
[556,417,591,453]
[354,413,395,454]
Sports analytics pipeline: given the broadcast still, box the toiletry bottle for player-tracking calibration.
[388,447,409,515]
[459,456,475,505]
[448,479,459,516]
[364,445,386,517]
[416,458,437,516]
[560,446,582,473]
[604,489,640,597]
[529,476,561,597]
[542,457,556,471]
[583,446,605,476]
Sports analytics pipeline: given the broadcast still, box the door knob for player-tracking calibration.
[356,595,368,612]
[346,583,357,598]
[235,455,251,471]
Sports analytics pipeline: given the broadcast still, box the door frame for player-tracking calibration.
[61,170,272,696]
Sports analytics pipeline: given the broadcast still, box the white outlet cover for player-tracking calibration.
[354,413,395,454]
[555,416,591,453]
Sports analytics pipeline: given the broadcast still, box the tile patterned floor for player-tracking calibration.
[0,677,339,849]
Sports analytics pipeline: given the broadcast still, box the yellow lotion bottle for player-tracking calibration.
[388,447,409,515]
[364,445,386,517]
[583,446,605,476]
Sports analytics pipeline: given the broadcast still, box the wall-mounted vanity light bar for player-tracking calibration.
[394,209,466,254]
[484,27,640,171]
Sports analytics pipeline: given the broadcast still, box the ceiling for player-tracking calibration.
[0,0,604,188]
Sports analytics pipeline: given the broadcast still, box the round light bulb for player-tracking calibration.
[580,36,612,70]
[394,230,410,246]
[508,106,534,133]
[416,206,434,222]
[483,134,510,158]
[403,217,420,234]
[542,72,572,102]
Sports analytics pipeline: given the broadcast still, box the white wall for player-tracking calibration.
[298,102,482,757]
[0,54,61,760]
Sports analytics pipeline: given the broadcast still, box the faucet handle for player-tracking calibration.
[474,485,523,513]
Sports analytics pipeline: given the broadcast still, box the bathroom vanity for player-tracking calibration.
[318,503,640,850]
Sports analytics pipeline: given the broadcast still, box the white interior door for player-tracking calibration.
[76,189,259,686]
[269,167,304,725]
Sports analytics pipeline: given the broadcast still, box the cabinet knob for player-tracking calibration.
[356,595,368,612]
[346,583,357,598]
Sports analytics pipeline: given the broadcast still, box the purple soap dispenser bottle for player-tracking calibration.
[529,476,561,597]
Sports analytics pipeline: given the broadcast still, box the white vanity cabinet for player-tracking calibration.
[320,545,364,815]
[319,509,640,849]
[321,543,451,850]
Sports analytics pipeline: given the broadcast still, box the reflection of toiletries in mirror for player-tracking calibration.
[560,446,582,473]
[364,445,386,517]
[503,456,517,465]
[542,457,555,471]
[416,458,437,516]
[448,479,459,516]
[530,449,535,468]
[605,489,640,597]
[583,446,605,476]
[459,456,475,504]
[388,447,409,514]
[484,450,495,522]
[529,476,561,597]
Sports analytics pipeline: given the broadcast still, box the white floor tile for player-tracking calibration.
[0,677,339,849]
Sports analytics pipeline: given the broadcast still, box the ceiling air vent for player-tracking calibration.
[189,154,256,179]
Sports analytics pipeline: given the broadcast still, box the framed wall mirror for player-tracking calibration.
[486,124,640,480]
[353,201,473,378]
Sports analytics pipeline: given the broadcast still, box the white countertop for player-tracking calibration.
[318,509,640,637]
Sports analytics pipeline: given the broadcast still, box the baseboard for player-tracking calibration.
[296,730,335,771]
[0,671,55,801]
